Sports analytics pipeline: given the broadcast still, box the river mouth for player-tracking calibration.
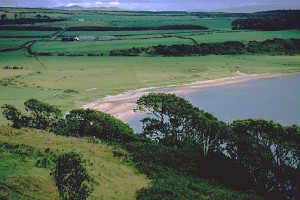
[128,73,300,133]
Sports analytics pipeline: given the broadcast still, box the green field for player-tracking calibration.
[0,38,38,50]
[61,29,212,37]
[191,30,300,43]
[32,29,300,55]
[31,37,194,54]
[1,7,300,199]
[1,49,300,123]
[1,7,300,122]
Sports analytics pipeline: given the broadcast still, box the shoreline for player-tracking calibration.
[83,72,287,122]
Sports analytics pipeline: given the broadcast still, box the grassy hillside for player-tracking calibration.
[0,125,149,200]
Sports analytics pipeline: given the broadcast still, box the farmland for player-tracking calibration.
[1,8,300,117]
[1,6,300,200]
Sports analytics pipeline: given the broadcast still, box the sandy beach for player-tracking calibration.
[83,72,285,122]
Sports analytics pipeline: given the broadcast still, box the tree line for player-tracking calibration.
[0,25,62,31]
[110,38,300,56]
[0,16,66,25]
[66,25,208,31]
[1,95,299,199]
[232,14,300,31]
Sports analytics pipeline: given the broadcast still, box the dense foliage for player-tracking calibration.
[2,98,62,129]
[232,14,300,31]
[51,152,93,200]
[66,25,208,31]
[133,93,299,199]
[2,97,299,199]
[135,93,227,156]
[54,108,136,143]
[227,119,300,198]
[110,38,300,56]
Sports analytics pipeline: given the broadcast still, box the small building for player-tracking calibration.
[79,19,85,22]
[61,37,79,42]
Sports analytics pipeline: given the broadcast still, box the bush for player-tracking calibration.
[54,109,136,143]
[1,99,62,130]
[51,152,93,200]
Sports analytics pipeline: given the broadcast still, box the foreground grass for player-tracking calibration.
[1,50,300,123]
[0,125,149,200]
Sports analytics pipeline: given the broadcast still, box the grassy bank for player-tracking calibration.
[0,125,148,199]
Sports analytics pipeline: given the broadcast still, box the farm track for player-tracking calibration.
[0,40,36,53]
[173,35,198,44]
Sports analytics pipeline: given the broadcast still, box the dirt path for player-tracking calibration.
[83,73,285,122]
[0,40,36,53]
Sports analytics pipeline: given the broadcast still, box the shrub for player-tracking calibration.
[51,152,93,200]
[54,109,135,143]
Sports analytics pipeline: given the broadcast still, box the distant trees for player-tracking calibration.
[0,17,66,25]
[232,14,300,31]
[52,152,93,200]
[110,39,300,57]
[1,14,7,20]
[0,26,62,31]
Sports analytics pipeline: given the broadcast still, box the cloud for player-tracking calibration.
[109,1,120,7]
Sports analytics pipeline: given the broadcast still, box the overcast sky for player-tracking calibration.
[1,0,300,11]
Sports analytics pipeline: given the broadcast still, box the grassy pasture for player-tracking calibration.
[0,38,38,50]
[38,20,111,28]
[32,30,300,55]
[191,30,300,43]
[194,18,234,30]
[31,37,194,54]
[61,29,212,37]
[1,50,300,122]
[0,126,149,200]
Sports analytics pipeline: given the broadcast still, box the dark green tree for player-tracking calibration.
[52,152,93,200]
[24,98,62,130]
[55,109,135,143]
[135,93,197,145]
[1,14,7,20]
[1,104,30,128]
[135,93,225,155]
[1,99,62,130]
[227,119,299,198]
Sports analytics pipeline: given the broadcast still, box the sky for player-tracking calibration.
[1,0,300,11]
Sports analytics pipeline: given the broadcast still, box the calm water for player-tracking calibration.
[128,74,300,132]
